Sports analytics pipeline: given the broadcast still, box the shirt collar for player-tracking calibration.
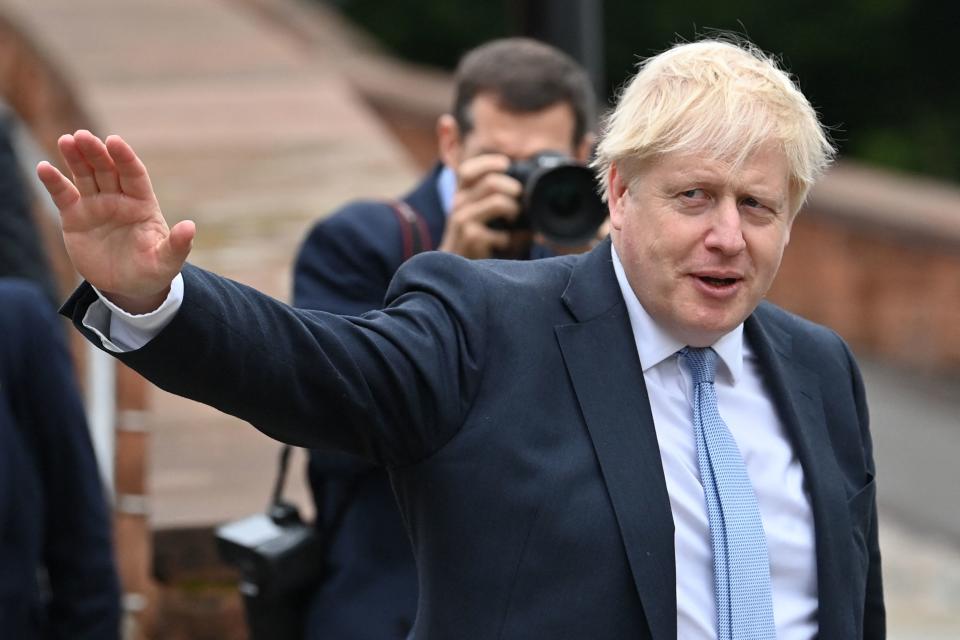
[436,165,456,217]
[610,243,744,384]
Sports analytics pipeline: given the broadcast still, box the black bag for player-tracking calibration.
[215,446,358,640]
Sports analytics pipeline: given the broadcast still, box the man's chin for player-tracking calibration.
[675,309,746,347]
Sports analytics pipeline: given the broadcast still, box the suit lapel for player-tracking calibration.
[556,240,677,640]
[745,311,858,638]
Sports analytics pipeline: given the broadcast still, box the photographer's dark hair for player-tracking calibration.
[452,38,595,145]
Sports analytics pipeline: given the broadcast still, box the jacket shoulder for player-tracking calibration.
[753,300,855,369]
[385,250,578,315]
[293,200,406,312]
[299,199,400,252]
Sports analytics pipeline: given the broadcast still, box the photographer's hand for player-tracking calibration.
[36,130,194,314]
[437,154,531,259]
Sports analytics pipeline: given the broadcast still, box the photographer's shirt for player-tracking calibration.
[436,165,456,214]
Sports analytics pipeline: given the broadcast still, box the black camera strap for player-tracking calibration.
[270,444,296,507]
[271,445,368,543]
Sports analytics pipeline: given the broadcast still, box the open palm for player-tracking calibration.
[36,130,194,312]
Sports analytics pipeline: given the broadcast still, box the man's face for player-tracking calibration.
[608,146,794,347]
[439,92,587,165]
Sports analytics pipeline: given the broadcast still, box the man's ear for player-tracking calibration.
[607,161,630,231]
[574,132,595,164]
[436,114,462,168]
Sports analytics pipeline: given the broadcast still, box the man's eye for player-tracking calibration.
[680,189,704,199]
[741,197,764,209]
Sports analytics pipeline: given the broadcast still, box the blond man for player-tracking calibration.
[40,38,883,639]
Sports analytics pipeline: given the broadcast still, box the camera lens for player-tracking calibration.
[526,165,607,244]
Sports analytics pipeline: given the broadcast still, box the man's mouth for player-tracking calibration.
[698,275,739,287]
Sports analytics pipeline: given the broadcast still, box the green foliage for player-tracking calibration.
[329,0,505,67]
[323,0,960,182]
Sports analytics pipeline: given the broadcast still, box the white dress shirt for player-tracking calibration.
[87,245,819,638]
[611,244,818,639]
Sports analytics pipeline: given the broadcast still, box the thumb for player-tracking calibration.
[163,220,196,270]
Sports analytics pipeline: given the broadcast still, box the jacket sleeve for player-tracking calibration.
[13,282,121,639]
[63,253,489,469]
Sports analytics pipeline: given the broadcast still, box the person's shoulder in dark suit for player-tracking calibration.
[294,199,409,315]
[293,166,445,316]
[0,114,59,306]
[754,299,866,389]
[0,278,121,640]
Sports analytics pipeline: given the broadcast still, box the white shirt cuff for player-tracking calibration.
[81,274,185,352]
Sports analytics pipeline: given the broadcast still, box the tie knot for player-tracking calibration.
[682,347,718,384]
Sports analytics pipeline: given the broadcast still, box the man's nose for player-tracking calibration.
[704,199,746,255]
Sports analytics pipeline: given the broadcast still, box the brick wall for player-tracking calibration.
[771,164,960,372]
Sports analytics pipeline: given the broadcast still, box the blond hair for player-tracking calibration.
[593,39,835,214]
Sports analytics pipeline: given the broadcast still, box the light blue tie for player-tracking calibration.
[682,347,776,640]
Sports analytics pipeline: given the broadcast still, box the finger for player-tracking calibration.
[459,171,523,203]
[57,133,99,196]
[75,130,120,193]
[473,226,512,253]
[454,192,522,225]
[160,220,196,272]
[105,135,156,200]
[450,221,512,259]
[456,153,511,188]
[36,161,81,211]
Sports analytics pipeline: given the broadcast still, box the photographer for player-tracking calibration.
[292,38,600,639]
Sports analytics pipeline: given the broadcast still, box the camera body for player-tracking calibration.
[215,501,323,599]
[498,151,607,245]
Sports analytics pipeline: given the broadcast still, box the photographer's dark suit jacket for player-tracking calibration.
[1,279,120,639]
[64,239,884,639]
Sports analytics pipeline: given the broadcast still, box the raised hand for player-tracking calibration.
[36,130,195,313]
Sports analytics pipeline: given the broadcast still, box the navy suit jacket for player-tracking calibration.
[290,167,446,638]
[0,114,59,307]
[1,279,120,639]
[64,239,883,639]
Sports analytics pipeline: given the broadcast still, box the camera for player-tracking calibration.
[216,501,323,639]
[215,501,323,599]
[215,445,326,640]
[496,151,607,245]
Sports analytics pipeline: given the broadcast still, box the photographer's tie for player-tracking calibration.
[681,347,776,640]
